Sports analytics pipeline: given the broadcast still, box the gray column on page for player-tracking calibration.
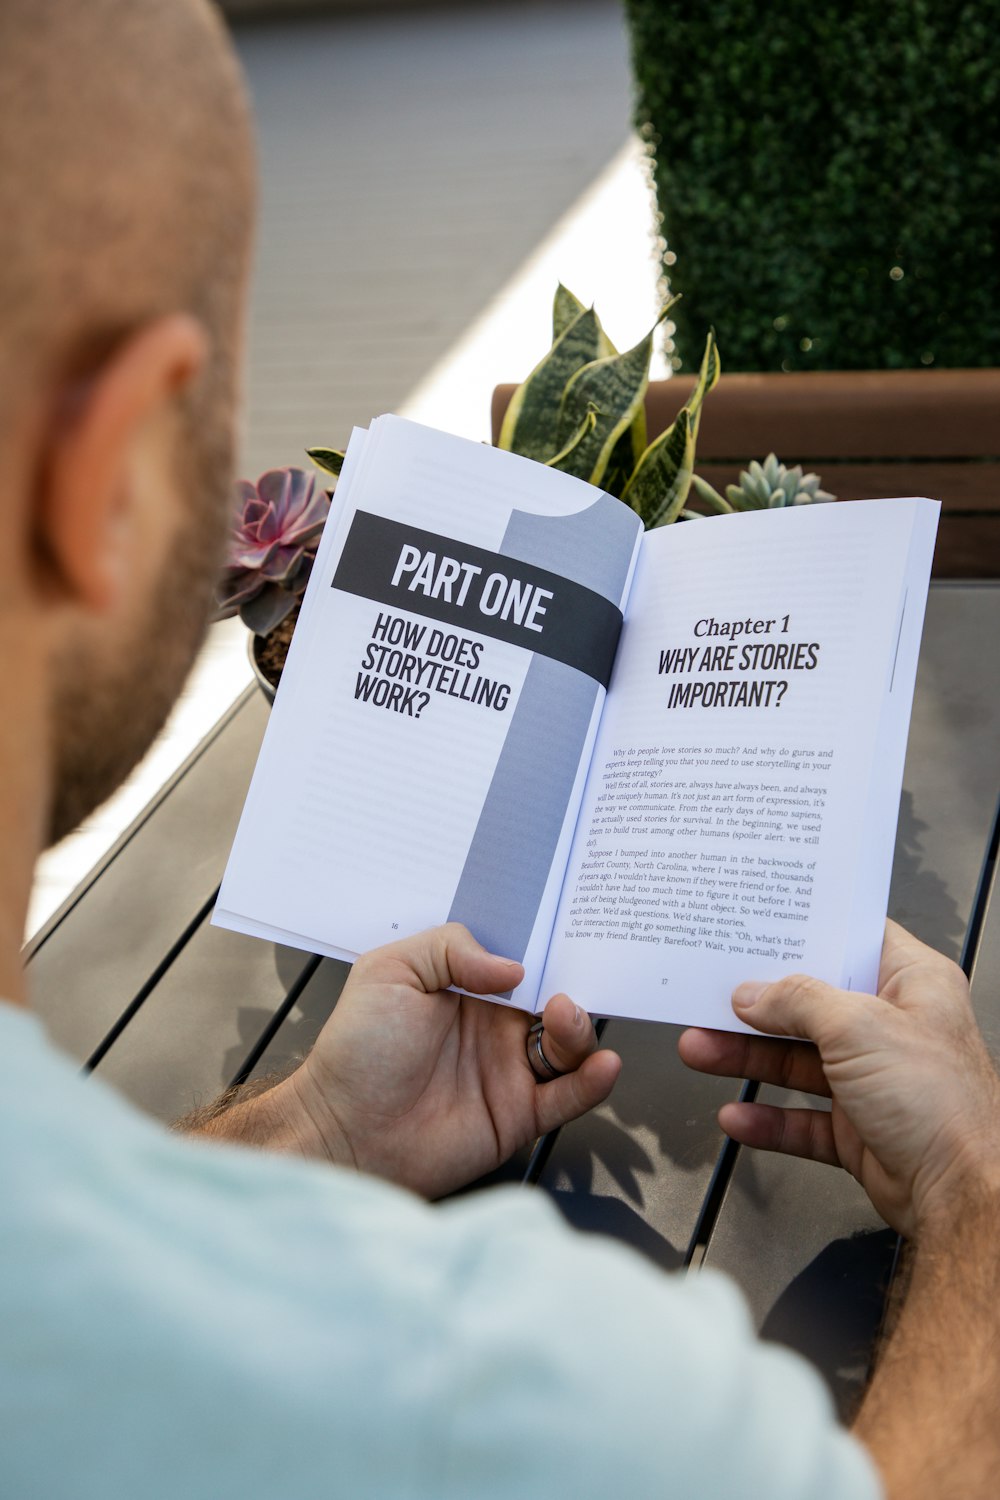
[502,492,641,602]
[446,493,639,962]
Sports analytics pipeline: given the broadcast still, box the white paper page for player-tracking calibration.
[215,416,642,1009]
[541,497,939,1030]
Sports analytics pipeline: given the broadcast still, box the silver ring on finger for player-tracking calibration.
[527,1022,565,1081]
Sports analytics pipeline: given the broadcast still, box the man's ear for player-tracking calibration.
[37,313,208,614]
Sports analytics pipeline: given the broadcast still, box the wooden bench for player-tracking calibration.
[492,368,1000,578]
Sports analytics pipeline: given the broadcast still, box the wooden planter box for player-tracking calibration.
[492,369,1000,578]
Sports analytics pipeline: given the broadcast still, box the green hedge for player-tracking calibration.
[625,0,1000,372]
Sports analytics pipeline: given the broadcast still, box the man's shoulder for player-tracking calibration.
[0,1005,879,1500]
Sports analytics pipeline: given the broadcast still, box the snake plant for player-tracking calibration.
[306,284,833,531]
[497,284,719,529]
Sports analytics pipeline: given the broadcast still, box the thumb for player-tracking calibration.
[733,972,862,1049]
[368,922,525,998]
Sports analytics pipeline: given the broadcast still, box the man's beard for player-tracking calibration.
[45,393,234,847]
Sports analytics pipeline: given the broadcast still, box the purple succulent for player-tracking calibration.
[216,467,331,636]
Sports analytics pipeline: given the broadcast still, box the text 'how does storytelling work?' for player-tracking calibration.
[354,611,512,719]
[658,612,821,710]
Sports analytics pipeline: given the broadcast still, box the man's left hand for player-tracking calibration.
[195,923,621,1198]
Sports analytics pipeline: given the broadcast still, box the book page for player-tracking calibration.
[215,416,642,1010]
[542,497,939,1030]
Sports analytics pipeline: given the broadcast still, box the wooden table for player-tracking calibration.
[26,582,1000,1417]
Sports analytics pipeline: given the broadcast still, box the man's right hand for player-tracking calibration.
[678,921,1000,1239]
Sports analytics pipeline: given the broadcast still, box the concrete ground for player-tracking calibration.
[237,0,638,474]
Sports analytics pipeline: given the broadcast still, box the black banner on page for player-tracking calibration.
[331,510,623,688]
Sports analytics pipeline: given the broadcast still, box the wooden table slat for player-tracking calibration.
[655,370,1000,461]
[27,691,270,1063]
[536,1019,739,1272]
[492,371,1000,462]
[246,955,351,1082]
[92,920,319,1123]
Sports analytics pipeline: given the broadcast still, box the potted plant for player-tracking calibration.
[493,282,832,522]
[215,466,333,700]
[223,284,834,699]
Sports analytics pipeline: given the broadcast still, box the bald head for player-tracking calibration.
[0,0,258,845]
[0,0,254,424]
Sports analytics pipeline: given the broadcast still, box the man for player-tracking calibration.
[1,3,998,1497]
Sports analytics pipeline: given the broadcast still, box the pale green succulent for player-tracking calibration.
[690,454,835,516]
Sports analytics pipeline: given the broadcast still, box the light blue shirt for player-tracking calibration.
[0,1005,880,1499]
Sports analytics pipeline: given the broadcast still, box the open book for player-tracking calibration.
[215,416,939,1031]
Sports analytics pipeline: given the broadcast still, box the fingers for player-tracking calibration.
[359,923,525,1000]
[537,992,600,1074]
[731,972,862,1049]
[718,1100,841,1167]
[437,925,525,1000]
[530,994,621,1134]
[533,1048,623,1137]
[678,1027,830,1098]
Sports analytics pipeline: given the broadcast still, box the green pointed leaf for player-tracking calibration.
[689,472,734,514]
[552,283,587,343]
[601,439,636,499]
[600,314,713,521]
[602,399,648,498]
[596,321,619,360]
[545,404,599,470]
[552,299,679,488]
[552,318,665,487]
[498,306,606,461]
[686,327,721,440]
[622,407,696,528]
[630,401,648,462]
[600,310,648,496]
[307,447,345,478]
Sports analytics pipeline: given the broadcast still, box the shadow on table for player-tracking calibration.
[760,1227,899,1419]
[223,951,348,1083]
[544,1186,685,1273]
[890,788,967,960]
[537,1020,732,1250]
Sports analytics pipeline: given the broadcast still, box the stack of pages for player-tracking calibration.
[215,416,939,1031]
